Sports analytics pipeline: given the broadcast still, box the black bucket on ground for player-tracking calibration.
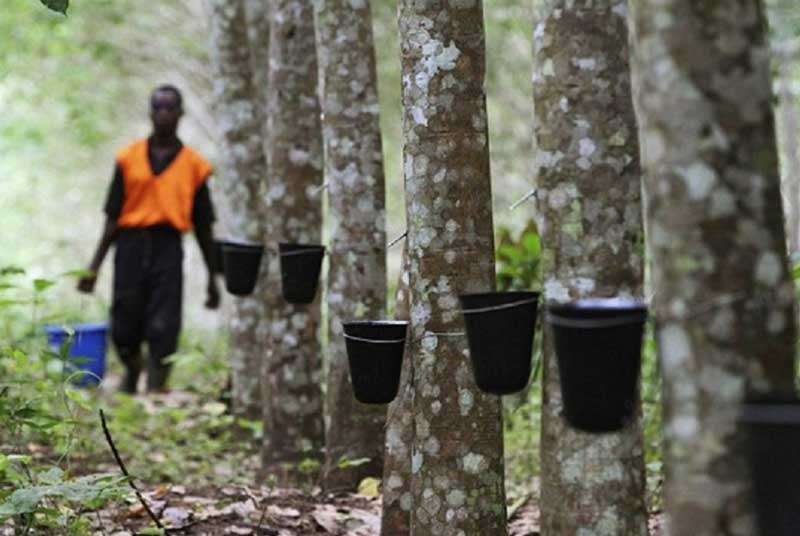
[342,320,408,404]
[547,298,647,433]
[279,243,325,304]
[740,400,800,535]
[221,241,264,296]
[458,291,540,395]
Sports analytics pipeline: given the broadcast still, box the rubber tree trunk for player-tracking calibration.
[261,0,326,473]
[208,0,269,420]
[246,0,269,109]
[314,0,388,491]
[246,0,271,162]
[381,244,413,535]
[398,0,507,532]
[245,0,279,456]
[532,2,648,534]
[628,1,797,533]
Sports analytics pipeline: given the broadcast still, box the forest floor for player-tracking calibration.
[81,481,539,535]
[1,260,665,535]
[4,381,663,536]
[4,380,551,535]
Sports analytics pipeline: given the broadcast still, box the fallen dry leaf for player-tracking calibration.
[194,505,226,521]
[230,500,257,519]
[225,527,253,535]
[342,507,380,536]
[311,504,340,533]
[162,506,191,527]
[126,503,145,517]
[267,505,301,518]
[183,495,216,505]
[356,478,380,498]
[149,484,171,499]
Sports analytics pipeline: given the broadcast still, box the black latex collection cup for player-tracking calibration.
[740,400,800,535]
[547,298,647,433]
[342,320,408,404]
[221,241,265,296]
[279,243,325,304]
[459,291,540,395]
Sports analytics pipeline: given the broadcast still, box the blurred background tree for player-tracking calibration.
[769,0,800,254]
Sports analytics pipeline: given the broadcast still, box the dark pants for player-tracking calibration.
[112,226,183,390]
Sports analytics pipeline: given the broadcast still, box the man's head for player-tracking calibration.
[149,85,183,137]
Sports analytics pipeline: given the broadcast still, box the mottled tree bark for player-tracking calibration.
[381,245,413,536]
[531,2,648,535]
[261,0,325,473]
[628,1,797,534]
[246,0,271,166]
[398,0,507,533]
[314,0,388,491]
[245,0,269,107]
[208,0,269,420]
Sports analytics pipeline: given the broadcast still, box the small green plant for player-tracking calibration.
[0,461,127,523]
[0,267,130,533]
[295,457,322,491]
[297,457,321,475]
[336,456,371,470]
[496,221,541,291]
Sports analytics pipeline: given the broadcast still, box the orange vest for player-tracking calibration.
[115,139,212,232]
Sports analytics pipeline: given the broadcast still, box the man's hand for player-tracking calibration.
[205,278,220,309]
[77,272,97,294]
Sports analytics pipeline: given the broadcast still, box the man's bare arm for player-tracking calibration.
[77,217,118,293]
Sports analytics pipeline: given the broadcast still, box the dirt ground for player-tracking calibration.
[86,484,548,536]
[2,381,663,535]
[81,484,659,535]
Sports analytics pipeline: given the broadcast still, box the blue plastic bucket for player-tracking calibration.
[44,322,108,387]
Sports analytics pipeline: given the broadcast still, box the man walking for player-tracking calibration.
[78,85,220,393]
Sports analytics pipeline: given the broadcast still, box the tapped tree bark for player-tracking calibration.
[261,0,325,474]
[381,244,413,535]
[398,0,507,532]
[314,0,388,491]
[208,0,269,420]
[532,2,648,535]
[629,0,797,533]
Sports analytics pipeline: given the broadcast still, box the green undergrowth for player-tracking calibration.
[0,267,255,534]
